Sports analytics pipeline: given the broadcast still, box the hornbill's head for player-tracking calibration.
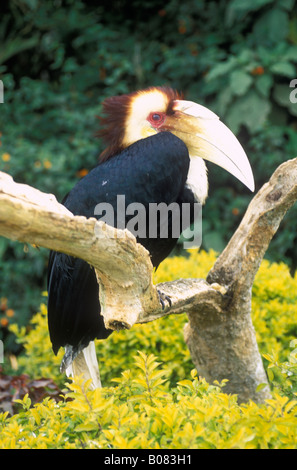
[98,86,254,195]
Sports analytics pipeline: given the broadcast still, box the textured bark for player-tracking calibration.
[0,171,160,330]
[1,159,297,403]
[185,157,297,403]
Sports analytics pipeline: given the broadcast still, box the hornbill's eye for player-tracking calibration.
[148,112,166,127]
[152,113,161,121]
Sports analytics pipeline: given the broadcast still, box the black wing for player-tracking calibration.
[47,132,189,355]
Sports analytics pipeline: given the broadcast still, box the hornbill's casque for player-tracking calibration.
[47,86,254,387]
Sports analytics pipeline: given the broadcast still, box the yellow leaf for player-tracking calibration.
[68,401,90,413]
[75,422,99,432]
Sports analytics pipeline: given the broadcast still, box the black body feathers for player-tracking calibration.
[47,132,191,356]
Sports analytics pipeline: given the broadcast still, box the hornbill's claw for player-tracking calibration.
[157,289,172,310]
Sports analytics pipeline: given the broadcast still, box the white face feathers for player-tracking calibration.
[123,89,169,146]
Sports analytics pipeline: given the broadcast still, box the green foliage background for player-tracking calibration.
[0,1,297,355]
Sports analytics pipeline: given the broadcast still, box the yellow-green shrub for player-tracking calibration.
[252,259,297,360]
[2,249,297,449]
[1,352,297,449]
[9,303,64,385]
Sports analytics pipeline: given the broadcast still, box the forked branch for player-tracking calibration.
[0,158,297,402]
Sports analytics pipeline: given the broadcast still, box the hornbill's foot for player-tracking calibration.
[157,289,172,310]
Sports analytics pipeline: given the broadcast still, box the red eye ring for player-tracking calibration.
[148,112,166,128]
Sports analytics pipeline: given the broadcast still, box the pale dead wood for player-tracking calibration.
[185,157,297,403]
[0,171,159,331]
[1,159,297,403]
[0,171,222,330]
[208,157,297,295]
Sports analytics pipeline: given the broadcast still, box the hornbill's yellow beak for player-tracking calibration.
[165,100,255,192]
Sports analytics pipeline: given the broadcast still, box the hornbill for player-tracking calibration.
[47,86,254,387]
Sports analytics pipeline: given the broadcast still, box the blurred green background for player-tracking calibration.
[0,0,297,353]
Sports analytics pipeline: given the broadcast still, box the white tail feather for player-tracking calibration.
[65,341,101,389]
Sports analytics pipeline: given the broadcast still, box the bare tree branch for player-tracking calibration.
[0,171,222,330]
[185,157,297,403]
[0,171,159,330]
[208,157,297,295]
[1,158,297,403]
